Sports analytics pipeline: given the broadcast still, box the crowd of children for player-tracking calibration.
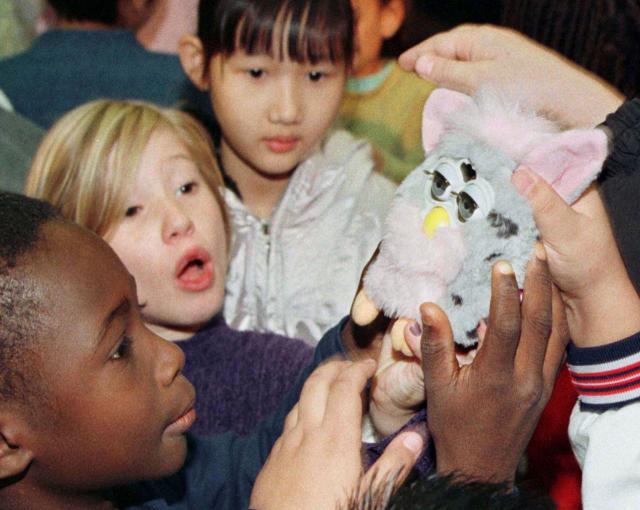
[2,0,640,508]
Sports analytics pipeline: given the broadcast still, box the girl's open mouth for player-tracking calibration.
[175,248,214,292]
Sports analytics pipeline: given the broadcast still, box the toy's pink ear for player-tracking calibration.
[422,88,475,153]
[521,129,609,203]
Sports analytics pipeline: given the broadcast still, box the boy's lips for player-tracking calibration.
[264,136,300,153]
[165,398,197,437]
[175,247,214,292]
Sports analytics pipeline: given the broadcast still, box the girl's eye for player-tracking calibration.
[248,68,264,79]
[307,71,325,82]
[178,182,197,195]
[110,336,133,361]
[125,206,141,217]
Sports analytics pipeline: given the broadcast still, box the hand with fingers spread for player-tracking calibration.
[249,358,425,510]
[398,24,623,128]
[512,168,640,347]
[421,250,568,483]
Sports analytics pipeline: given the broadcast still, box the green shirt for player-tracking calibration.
[338,60,437,183]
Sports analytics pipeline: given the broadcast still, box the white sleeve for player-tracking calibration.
[569,401,640,509]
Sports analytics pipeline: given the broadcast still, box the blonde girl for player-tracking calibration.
[25,99,316,435]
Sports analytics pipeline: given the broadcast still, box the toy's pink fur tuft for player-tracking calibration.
[424,88,561,162]
[423,88,608,203]
[363,201,466,319]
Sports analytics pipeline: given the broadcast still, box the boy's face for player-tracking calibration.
[351,0,404,77]
[105,129,227,341]
[24,221,196,489]
[207,50,346,180]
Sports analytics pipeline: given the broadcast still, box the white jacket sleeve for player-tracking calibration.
[567,332,640,509]
[569,402,640,509]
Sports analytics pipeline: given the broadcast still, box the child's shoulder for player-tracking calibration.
[384,61,437,101]
[317,129,397,200]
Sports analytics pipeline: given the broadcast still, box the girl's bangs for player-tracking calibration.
[209,0,353,64]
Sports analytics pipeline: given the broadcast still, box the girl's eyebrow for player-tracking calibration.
[165,154,193,163]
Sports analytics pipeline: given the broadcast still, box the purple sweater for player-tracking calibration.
[178,314,314,436]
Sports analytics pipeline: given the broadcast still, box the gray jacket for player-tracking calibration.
[223,130,396,344]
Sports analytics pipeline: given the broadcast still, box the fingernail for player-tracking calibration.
[534,242,547,261]
[512,167,536,196]
[410,321,422,337]
[496,260,513,275]
[402,432,424,455]
[415,56,434,75]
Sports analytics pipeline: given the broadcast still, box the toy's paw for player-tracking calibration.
[391,318,414,357]
[351,289,381,326]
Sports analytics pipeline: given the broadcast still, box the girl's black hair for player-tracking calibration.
[197,0,354,68]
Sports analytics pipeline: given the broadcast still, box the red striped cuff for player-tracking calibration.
[568,330,640,411]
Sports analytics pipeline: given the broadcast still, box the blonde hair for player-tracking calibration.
[25,99,230,244]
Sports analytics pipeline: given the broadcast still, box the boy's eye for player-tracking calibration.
[177,182,197,195]
[125,205,141,217]
[247,68,264,79]
[307,71,325,82]
[110,336,133,361]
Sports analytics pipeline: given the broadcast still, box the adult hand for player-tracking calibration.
[421,251,568,483]
[398,24,624,128]
[513,167,640,347]
[249,359,424,510]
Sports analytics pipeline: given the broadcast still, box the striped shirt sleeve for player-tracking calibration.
[567,331,640,411]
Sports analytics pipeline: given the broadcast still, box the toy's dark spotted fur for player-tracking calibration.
[487,212,519,238]
[484,252,502,262]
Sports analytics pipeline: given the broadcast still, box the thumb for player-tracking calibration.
[359,428,426,498]
[413,55,484,96]
[512,166,580,250]
[420,303,458,391]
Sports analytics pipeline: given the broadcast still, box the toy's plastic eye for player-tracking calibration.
[431,171,451,199]
[457,192,479,222]
[457,179,495,222]
[460,161,476,181]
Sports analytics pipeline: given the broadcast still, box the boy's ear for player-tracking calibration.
[0,418,34,480]
[380,0,405,40]
[178,35,209,91]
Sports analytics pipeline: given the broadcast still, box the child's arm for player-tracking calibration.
[249,359,424,510]
[562,98,640,509]
[566,331,640,509]
[514,169,640,348]
[513,138,640,507]
[398,24,624,129]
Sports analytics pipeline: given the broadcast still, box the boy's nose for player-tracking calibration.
[155,334,186,387]
[161,202,194,243]
[268,79,302,125]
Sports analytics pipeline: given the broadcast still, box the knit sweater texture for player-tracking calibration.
[179,314,313,436]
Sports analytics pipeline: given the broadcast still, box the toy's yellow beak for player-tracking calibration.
[423,206,450,238]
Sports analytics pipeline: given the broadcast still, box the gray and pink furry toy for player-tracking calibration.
[352,88,608,353]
